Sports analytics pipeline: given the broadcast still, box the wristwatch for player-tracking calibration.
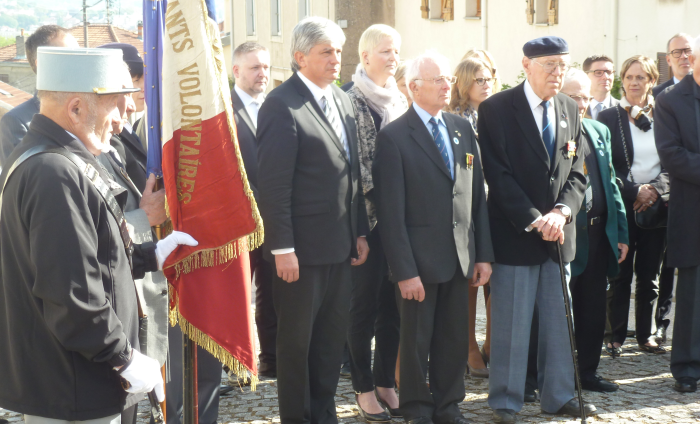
[555,205,572,223]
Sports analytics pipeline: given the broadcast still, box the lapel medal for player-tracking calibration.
[453,137,459,145]
[560,121,568,128]
[466,153,474,170]
[567,141,577,158]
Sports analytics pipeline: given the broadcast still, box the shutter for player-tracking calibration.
[657,52,670,84]
[421,0,430,19]
[526,0,535,25]
[441,0,454,20]
[547,0,558,25]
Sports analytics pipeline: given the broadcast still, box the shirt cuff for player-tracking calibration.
[271,248,295,255]
[525,216,542,232]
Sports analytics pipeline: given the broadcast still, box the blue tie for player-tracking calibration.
[541,100,555,162]
[429,117,451,177]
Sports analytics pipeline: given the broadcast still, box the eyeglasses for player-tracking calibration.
[474,77,493,86]
[624,75,649,83]
[533,60,569,74]
[568,95,593,102]
[668,48,692,58]
[414,76,457,85]
[585,69,614,77]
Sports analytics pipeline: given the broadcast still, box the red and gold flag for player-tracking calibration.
[160,0,263,385]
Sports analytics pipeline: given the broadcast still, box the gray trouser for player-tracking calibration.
[671,265,700,380]
[25,414,120,424]
[488,260,574,413]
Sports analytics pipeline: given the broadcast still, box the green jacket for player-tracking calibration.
[571,119,629,277]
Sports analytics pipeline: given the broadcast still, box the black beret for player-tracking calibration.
[523,36,569,59]
[98,42,144,76]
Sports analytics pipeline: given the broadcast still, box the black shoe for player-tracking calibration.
[654,327,667,344]
[259,362,277,378]
[375,388,402,418]
[219,384,234,396]
[356,394,391,422]
[605,343,622,358]
[639,343,666,354]
[406,416,433,424]
[580,375,619,392]
[524,386,537,403]
[545,398,596,417]
[492,409,515,423]
[674,377,697,393]
[340,362,352,379]
[441,416,471,424]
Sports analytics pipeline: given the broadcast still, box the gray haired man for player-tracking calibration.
[256,17,369,424]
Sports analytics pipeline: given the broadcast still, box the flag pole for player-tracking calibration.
[183,336,199,424]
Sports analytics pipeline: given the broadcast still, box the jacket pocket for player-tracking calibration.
[292,201,330,216]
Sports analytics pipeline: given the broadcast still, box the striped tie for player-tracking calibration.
[322,95,350,161]
[429,117,452,177]
[584,162,593,213]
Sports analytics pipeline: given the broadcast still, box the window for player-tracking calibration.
[533,0,558,25]
[534,0,548,24]
[427,0,454,20]
[271,0,281,36]
[465,0,481,18]
[298,0,310,20]
[246,0,256,36]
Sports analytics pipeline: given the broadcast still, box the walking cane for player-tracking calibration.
[554,241,587,423]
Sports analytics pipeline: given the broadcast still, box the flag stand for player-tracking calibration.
[183,336,199,424]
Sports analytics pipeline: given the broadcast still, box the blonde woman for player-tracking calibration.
[445,57,494,379]
[598,55,669,356]
[394,62,411,106]
[345,24,408,422]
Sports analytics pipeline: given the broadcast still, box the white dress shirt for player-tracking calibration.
[234,84,264,129]
[271,72,352,256]
[590,95,614,120]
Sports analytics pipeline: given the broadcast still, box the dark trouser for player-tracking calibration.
[121,404,138,424]
[671,265,700,380]
[274,260,352,424]
[250,247,276,368]
[395,268,469,423]
[571,220,610,379]
[655,254,675,333]
[607,203,666,345]
[348,226,400,393]
[525,309,539,393]
[166,323,222,424]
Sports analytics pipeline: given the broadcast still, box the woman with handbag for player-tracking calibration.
[598,55,670,355]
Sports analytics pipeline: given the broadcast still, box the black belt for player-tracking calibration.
[588,216,604,226]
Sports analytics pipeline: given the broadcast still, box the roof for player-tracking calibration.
[0,80,33,108]
[0,24,143,64]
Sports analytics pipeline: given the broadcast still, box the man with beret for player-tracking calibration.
[0,46,196,424]
[477,36,594,423]
[0,25,78,169]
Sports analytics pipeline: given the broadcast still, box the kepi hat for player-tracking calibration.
[36,47,139,95]
[523,36,569,59]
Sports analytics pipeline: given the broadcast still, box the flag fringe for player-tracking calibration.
[168,282,258,391]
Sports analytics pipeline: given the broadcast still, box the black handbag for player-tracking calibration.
[615,106,669,229]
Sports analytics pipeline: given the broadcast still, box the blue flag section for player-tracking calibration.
[143,0,167,177]
[205,0,218,22]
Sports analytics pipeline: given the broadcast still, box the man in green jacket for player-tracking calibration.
[563,69,629,391]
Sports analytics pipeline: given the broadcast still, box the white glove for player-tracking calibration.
[155,231,198,270]
[120,349,165,402]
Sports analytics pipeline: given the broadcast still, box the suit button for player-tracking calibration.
[453,190,456,198]
[453,222,458,228]
[161,290,168,295]
[551,176,555,181]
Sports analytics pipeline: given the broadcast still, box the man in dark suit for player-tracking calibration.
[655,40,700,393]
[478,37,593,423]
[652,33,694,345]
[256,17,369,424]
[230,41,277,378]
[561,70,629,391]
[372,51,493,424]
[0,25,78,168]
[582,55,619,120]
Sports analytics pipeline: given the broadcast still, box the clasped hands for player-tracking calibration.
[397,262,492,303]
[275,237,369,283]
[633,184,658,212]
[533,208,567,244]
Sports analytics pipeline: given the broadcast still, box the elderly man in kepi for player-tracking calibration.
[0,46,196,424]
[478,37,594,423]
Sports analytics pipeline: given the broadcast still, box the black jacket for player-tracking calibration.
[654,74,700,268]
[477,82,586,265]
[597,105,670,202]
[373,106,494,283]
[652,78,675,98]
[0,115,154,420]
[117,127,148,192]
[231,87,260,201]
[0,93,40,167]
[257,72,369,264]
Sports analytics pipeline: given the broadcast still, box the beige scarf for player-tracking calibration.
[351,64,406,129]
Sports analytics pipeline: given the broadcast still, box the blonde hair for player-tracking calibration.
[619,55,659,97]
[394,61,407,82]
[462,49,501,93]
[447,57,491,113]
[358,24,402,67]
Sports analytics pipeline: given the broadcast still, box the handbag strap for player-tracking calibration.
[615,105,635,184]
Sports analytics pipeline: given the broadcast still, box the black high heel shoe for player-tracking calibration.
[374,388,402,418]
[356,393,391,422]
[605,343,622,358]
